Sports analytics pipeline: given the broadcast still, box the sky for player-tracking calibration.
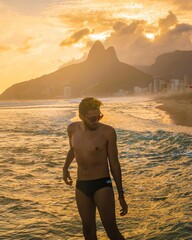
[0,0,192,94]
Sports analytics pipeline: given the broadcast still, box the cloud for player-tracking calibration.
[59,10,115,31]
[0,45,11,52]
[104,12,192,65]
[60,27,92,47]
[158,11,178,33]
[105,20,153,64]
[156,23,192,52]
[170,23,192,33]
[170,0,192,10]
[17,37,33,53]
[113,20,146,34]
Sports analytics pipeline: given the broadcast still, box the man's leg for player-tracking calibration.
[94,187,125,240]
[75,189,97,240]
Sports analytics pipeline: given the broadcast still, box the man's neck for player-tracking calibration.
[82,121,99,132]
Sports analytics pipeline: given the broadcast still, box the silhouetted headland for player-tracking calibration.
[0,41,152,100]
[137,50,192,78]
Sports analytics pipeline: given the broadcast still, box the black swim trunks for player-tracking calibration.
[76,177,113,198]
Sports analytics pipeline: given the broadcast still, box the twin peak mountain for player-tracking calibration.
[0,41,152,100]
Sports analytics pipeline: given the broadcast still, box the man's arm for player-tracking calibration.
[63,124,75,185]
[107,126,128,216]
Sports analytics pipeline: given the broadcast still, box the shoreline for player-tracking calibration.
[154,92,192,127]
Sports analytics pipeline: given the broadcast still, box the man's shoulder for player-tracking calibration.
[100,123,116,134]
[67,122,80,132]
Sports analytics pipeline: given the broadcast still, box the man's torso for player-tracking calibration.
[70,122,111,180]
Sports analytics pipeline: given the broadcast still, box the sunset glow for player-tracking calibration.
[0,0,192,94]
[145,33,155,41]
[90,32,111,41]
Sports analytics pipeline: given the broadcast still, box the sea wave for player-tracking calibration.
[0,98,191,239]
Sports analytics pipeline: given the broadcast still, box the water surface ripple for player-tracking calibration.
[0,98,191,239]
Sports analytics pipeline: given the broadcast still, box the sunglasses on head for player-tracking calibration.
[85,113,104,122]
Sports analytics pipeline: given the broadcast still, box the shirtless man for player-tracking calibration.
[63,97,128,240]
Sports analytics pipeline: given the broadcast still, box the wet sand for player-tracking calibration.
[154,92,192,127]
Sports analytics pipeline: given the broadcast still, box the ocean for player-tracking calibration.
[0,97,191,240]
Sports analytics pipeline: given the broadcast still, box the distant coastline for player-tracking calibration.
[155,92,192,127]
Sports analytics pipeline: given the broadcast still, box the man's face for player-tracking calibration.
[82,109,103,130]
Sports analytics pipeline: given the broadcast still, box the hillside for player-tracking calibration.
[0,41,152,100]
[137,50,192,78]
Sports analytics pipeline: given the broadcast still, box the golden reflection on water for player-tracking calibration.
[0,100,191,239]
[117,153,191,239]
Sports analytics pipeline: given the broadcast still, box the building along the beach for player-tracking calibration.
[149,75,192,94]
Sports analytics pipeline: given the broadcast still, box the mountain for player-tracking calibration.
[0,41,152,100]
[137,50,192,78]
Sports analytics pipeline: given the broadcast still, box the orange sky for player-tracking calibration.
[0,0,192,94]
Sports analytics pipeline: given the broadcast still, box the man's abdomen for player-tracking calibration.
[77,162,110,180]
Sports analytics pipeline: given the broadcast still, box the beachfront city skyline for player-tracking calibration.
[0,0,192,94]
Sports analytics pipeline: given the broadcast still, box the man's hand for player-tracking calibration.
[63,168,73,185]
[119,198,128,216]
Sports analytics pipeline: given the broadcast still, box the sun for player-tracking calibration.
[145,33,155,41]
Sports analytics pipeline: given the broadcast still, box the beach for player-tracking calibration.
[155,92,192,127]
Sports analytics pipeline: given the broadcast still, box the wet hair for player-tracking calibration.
[79,97,103,116]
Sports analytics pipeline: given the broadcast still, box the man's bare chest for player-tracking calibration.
[72,130,107,154]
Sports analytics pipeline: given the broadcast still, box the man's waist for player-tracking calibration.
[77,166,109,180]
[77,175,111,182]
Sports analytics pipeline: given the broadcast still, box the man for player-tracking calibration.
[63,97,128,240]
